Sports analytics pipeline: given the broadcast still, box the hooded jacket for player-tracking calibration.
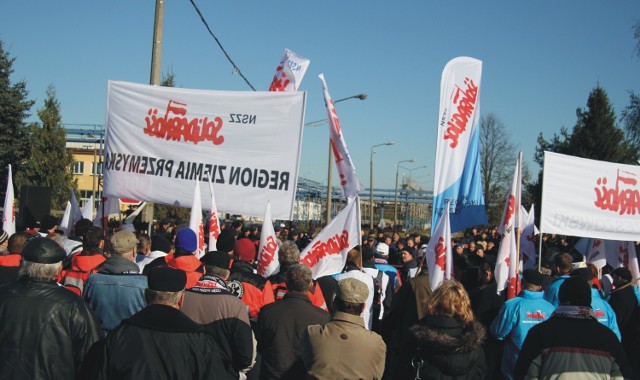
[59,249,107,295]
[403,315,486,379]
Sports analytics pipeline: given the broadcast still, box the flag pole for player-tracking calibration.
[515,152,522,293]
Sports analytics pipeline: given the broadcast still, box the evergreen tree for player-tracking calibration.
[0,40,34,195]
[621,91,640,151]
[16,85,76,209]
[530,86,638,220]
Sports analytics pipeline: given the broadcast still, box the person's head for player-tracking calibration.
[384,236,392,246]
[234,238,256,263]
[145,266,187,309]
[406,239,415,248]
[40,215,59,234]
[559,276,591,307]
[362,244,375,262]
[478,262,493,285]
[401,248,415,263]
[475,248,485,258]
[424,280,475,326]
[554,253,573,275]
[392,232,400,242]
[570,267,594,287]
[375,242,389,258]
[285,263,313,293]
[216,229,236,254]
[83,226,105,250]
[345,246,362,268]
[160,218,171,231]
[335,278,368,315]
[8,231,31,254]
[232,219,243,232]
[74,218,93,239]
[137,233,151,255]
[611,267,632,287]
[200,251,232,280]
[111,230,138,261]
[468,241,476,252]
[521,269,544,291]
[0,229,8,251]
[151,235,172,254]
[455,244,464,255]
[278,240,300,267]
[19,237,66,281]
[174,228,197,254]
[486,241,495,251]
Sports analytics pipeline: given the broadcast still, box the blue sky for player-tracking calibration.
[1,1,639,191]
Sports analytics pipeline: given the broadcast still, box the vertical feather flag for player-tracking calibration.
[520,205,539,270]
[257,201,280,278]
[189,181,205,259]
[299,196,361,279]
[431,57,487,232]
[319,74,364,199]
[268,49,310,92]
[2,165,15,236]
[495,153,522,298]
[426,201,452,290]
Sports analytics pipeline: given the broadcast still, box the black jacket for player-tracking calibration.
[0,278,102,380]
[80,304,233,380]
[402,315,487,379]
[256,292,330,380]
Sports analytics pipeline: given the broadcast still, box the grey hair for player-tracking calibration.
[145,289,183,306]
[19,260,62,281]
[278,240,300,266]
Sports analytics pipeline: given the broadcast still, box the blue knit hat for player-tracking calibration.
[175,228,197,253]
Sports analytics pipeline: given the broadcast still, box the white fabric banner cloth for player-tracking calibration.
[426,201,452,291]
[257,201,280,278]
[268,48,310,92]
[103,81,306,219]
[541,152,640,240]
[2,164,15,236]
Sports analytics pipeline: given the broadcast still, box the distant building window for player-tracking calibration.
[72,161,84,175]
[92,162,102,176]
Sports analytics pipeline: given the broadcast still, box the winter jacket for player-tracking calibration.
[269,266,328,311]
[590,288,621,340]
[0,253,21,285]
[543,274,570,307]
[514,307,631,380]
[0,278,102,379]
[145,251,205,289]
[256,292,330,380]
[228,260,275,320]
[83,255,147,335]
[402,315,487,379]
[490,290,555,379]
[79,304,233,380]
[302,311,387,379]
[59,249,106,295]
[182,274,255,377]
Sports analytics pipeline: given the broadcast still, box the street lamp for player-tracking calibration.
[325,93,367,225]
[394,159,415,231]
[369,141,394,230]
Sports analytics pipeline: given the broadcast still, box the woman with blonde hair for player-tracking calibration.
[401,280,486,379]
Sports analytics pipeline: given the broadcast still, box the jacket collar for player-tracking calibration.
[283,291,312,303]
[332,311,366,328]
[99,255,140,274]
[125,304,203,333]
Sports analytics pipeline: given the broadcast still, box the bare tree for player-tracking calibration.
[480,113,517,225]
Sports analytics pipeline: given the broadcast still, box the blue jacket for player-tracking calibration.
[591,288,622,341]
[84,256,147,335]
[491,290,555,380]
[543,275,570,307]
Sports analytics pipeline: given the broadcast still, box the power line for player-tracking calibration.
[188,0,256,91]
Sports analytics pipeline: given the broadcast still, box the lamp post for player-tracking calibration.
[369,141,394,230]
[325,93,367,225]
[394,159,415,231]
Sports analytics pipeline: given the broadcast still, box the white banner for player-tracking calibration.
[268,48,310,92]
[257,201,279,278]
[103,81,306,219]
[431,57,487,232]
[540,152,640,241]
[319,74,364,198]
[300,196,361,279]
[3,164,15,236]
[426,201,452,290]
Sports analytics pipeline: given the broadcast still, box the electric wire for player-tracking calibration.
[188,0,256,91]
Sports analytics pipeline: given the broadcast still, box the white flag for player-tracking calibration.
[627,242,640,284]
[585,238,607,269]
[60,201,72,235]
[70,190,83,225]
[319,74,364,199]
[268,48,310,92]
[2,164,15,236]
[93,197,120,228]
[257,201,279,278]
[495,153,522,298]
[81,195,94,221]
[123,202,147,225]
[520,204,539,270]
[189,181,205,259]
[207,181,221,252]
[426,201,452,290]
[300,196,361,279]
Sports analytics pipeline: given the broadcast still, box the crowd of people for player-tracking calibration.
[0,216,638,379]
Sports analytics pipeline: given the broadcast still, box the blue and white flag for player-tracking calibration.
[431,57,487,232]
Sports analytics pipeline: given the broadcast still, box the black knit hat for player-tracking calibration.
[201,251,232,269]
[559,277,591,307]
[147,267,187,292]
[216,229,236,253]
[151,235,172,253]
[522,269,543,286]
[40,215,59,231]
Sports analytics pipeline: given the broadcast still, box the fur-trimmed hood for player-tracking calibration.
[407,315,487,377]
